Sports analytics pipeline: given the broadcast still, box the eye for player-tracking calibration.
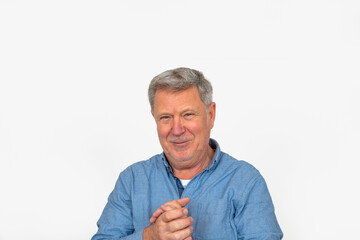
[184,113,194,119]
[160,116,171,121]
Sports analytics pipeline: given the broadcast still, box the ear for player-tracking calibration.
[151,111,156,121]
[208,102,216,129]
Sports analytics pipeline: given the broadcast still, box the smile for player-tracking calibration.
[170,140,190,147]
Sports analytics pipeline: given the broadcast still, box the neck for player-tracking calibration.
[171,145,215,180]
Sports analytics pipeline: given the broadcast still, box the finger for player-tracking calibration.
[170,225,193,240]
[163,197,190,209]
[162,201,182,210]
[168,216,193,232]
[149,215,159,223]
[150,197,191,223]
[150,204,177,223]
[177,197,190,207]
[150,207,165,223]
[160,204,176,212]
[161,208,189,223]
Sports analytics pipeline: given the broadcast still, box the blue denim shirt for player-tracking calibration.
[92,139,283,240]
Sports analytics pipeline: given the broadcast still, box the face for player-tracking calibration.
[152,86,216,169]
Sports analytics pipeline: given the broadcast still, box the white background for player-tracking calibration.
[1,1,359,239]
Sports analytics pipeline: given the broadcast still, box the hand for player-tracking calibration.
[150,197,191,223]
[143,198,193,240]
[143,208,193,240]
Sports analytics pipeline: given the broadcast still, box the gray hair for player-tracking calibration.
[148,67,213,111]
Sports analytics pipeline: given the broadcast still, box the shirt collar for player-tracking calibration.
[205,138,221,171]
[161,138,222,174]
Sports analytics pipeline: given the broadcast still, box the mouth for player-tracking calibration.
[170,140,191,148]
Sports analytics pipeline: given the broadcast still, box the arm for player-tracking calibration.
[91,169,193,240]
[91,169,142,240]
[234,176,283,240]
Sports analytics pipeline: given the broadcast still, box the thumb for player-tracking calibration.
[177,197,190,207]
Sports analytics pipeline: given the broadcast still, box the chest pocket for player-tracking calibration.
[189,202,237,240]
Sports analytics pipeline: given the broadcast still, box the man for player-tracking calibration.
[91,67,283,240]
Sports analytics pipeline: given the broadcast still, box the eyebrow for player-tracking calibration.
[156,108,200,117]
[180,108,200,114]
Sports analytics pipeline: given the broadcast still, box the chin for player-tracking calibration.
[171,151,196,163]
[174,157,191,162]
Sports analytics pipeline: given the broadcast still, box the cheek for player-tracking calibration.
[187,121,204,135]
[157,125,170,138]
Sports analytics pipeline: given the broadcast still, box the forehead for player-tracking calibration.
[153,86,205,111]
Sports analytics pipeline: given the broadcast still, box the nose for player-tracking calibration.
[171,116,185,136]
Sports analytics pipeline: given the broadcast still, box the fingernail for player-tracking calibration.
[183,208,188,215]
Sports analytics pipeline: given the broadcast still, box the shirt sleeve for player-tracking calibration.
[91,168,144,240]
[234,175,283,240]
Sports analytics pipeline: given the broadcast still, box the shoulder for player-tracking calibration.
[107,154,166,199]
[210,139,261,180]
[115,153,164,183]
[217,152,273,203]
[218,152,261,179]
[129,153,162,168]
[215,151,268,196]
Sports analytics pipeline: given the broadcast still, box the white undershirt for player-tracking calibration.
[179,179,191,188]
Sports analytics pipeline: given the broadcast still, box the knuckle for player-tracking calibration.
[162,205,175,211]
[169,200,181,207]
[163,211,172,222]
[173,221,181,229]
[172,232,182,240]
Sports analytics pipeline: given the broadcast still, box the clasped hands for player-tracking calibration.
[143,197,193,240]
